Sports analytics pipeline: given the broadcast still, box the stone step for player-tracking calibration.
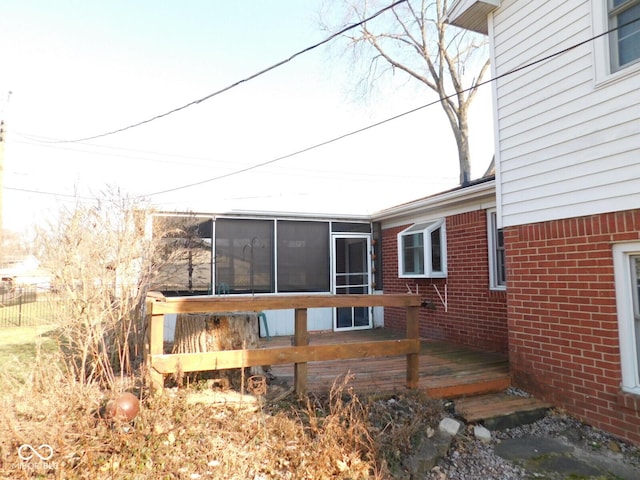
[454,392,552,430]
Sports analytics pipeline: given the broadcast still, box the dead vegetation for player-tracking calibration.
[0,192,445,478]
[0,348,444,479]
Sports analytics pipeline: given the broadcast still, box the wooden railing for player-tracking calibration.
[145,293,422,396]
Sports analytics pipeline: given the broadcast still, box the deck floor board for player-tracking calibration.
[261,329,510,398]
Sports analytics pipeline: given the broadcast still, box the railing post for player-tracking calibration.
[147,301,165,395]
[293,307,308,397]
[406,305,419,389]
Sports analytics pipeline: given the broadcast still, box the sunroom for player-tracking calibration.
[150,211,383,338]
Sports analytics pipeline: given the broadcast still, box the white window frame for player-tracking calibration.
[613,242,640,395]
[592,0,640,85]
[487,209,506,291]
[397,219,447,279]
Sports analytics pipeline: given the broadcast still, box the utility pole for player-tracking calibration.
[0,119,5,246]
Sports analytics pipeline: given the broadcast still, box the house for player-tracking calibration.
[0,255,51,291]
[372,175,508,354]
[448,0,640,445]
[151,176,506,346]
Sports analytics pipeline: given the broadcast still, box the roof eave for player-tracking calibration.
[446,0,500,35]
[372,178,496,222]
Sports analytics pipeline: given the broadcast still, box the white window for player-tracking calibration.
[487,210,506,290]
[593,0,640,81]
[397,220,446,278]
[609,0,640,72]
[613,242,640,395]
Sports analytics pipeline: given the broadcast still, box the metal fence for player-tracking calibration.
[0,286,60,327]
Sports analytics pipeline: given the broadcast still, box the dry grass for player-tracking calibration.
[0,329,444,479]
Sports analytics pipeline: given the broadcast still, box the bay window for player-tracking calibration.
[398,220,446,278]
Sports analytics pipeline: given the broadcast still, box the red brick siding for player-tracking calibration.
[507,209,640,445]
[382,210,508,353]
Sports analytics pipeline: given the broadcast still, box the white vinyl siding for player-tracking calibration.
[491,0,640,228]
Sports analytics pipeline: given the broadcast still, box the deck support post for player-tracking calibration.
[293,308,309,398]
[148,303,165,396]
[406,305,419,389]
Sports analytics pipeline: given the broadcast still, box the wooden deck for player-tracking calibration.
[261,329,510,399]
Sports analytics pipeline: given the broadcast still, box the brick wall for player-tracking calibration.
[506,209,640,445]
[382,209,508,353]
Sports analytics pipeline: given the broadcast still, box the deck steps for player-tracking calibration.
[424,374,511,399]
[454,392,552,430]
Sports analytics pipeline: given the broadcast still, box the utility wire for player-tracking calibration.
[50,0,408,144]
[12,134,430,181]
[4,186,97,201]
[8,17,639,201]
[143,16,640,198]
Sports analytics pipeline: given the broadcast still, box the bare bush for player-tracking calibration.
[35,188,175,388]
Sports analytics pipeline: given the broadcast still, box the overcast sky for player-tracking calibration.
[0,0,494,232]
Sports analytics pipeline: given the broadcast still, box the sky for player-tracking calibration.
[0,0,495,233]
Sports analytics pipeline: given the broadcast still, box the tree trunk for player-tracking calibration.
[172,312,261,388]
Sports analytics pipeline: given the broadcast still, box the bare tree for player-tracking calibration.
[326,0,490,185]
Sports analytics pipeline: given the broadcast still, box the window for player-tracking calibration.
[214,217,356,294]
[331,222,371,233]
[488,210,506,290]
[613,242,640,394]
[593,0,640,80]
[397,220,446,278]
[152,215,213,295]
[609,0,640,72]
[277,220,330,292]
[215,218,274,294]
[161,216,369,295]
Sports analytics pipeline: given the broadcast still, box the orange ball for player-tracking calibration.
[105,392,140,421]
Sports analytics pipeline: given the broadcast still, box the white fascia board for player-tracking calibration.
[372,179,496,226]
[154,209,371,223]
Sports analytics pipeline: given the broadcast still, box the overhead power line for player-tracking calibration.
[8,16,639,202]
[4,186,97,201]
[51,0,408,144]
[143,16,640,199]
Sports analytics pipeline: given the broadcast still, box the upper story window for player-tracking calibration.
[397,220,446,278]
[487,210,506,290]
[592,0,640,82]
[608,0,640,72]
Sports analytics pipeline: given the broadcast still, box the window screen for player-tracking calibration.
[277,221,330,292]
[215,218,274,294]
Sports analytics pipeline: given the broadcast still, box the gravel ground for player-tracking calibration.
[424,390,640,480]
